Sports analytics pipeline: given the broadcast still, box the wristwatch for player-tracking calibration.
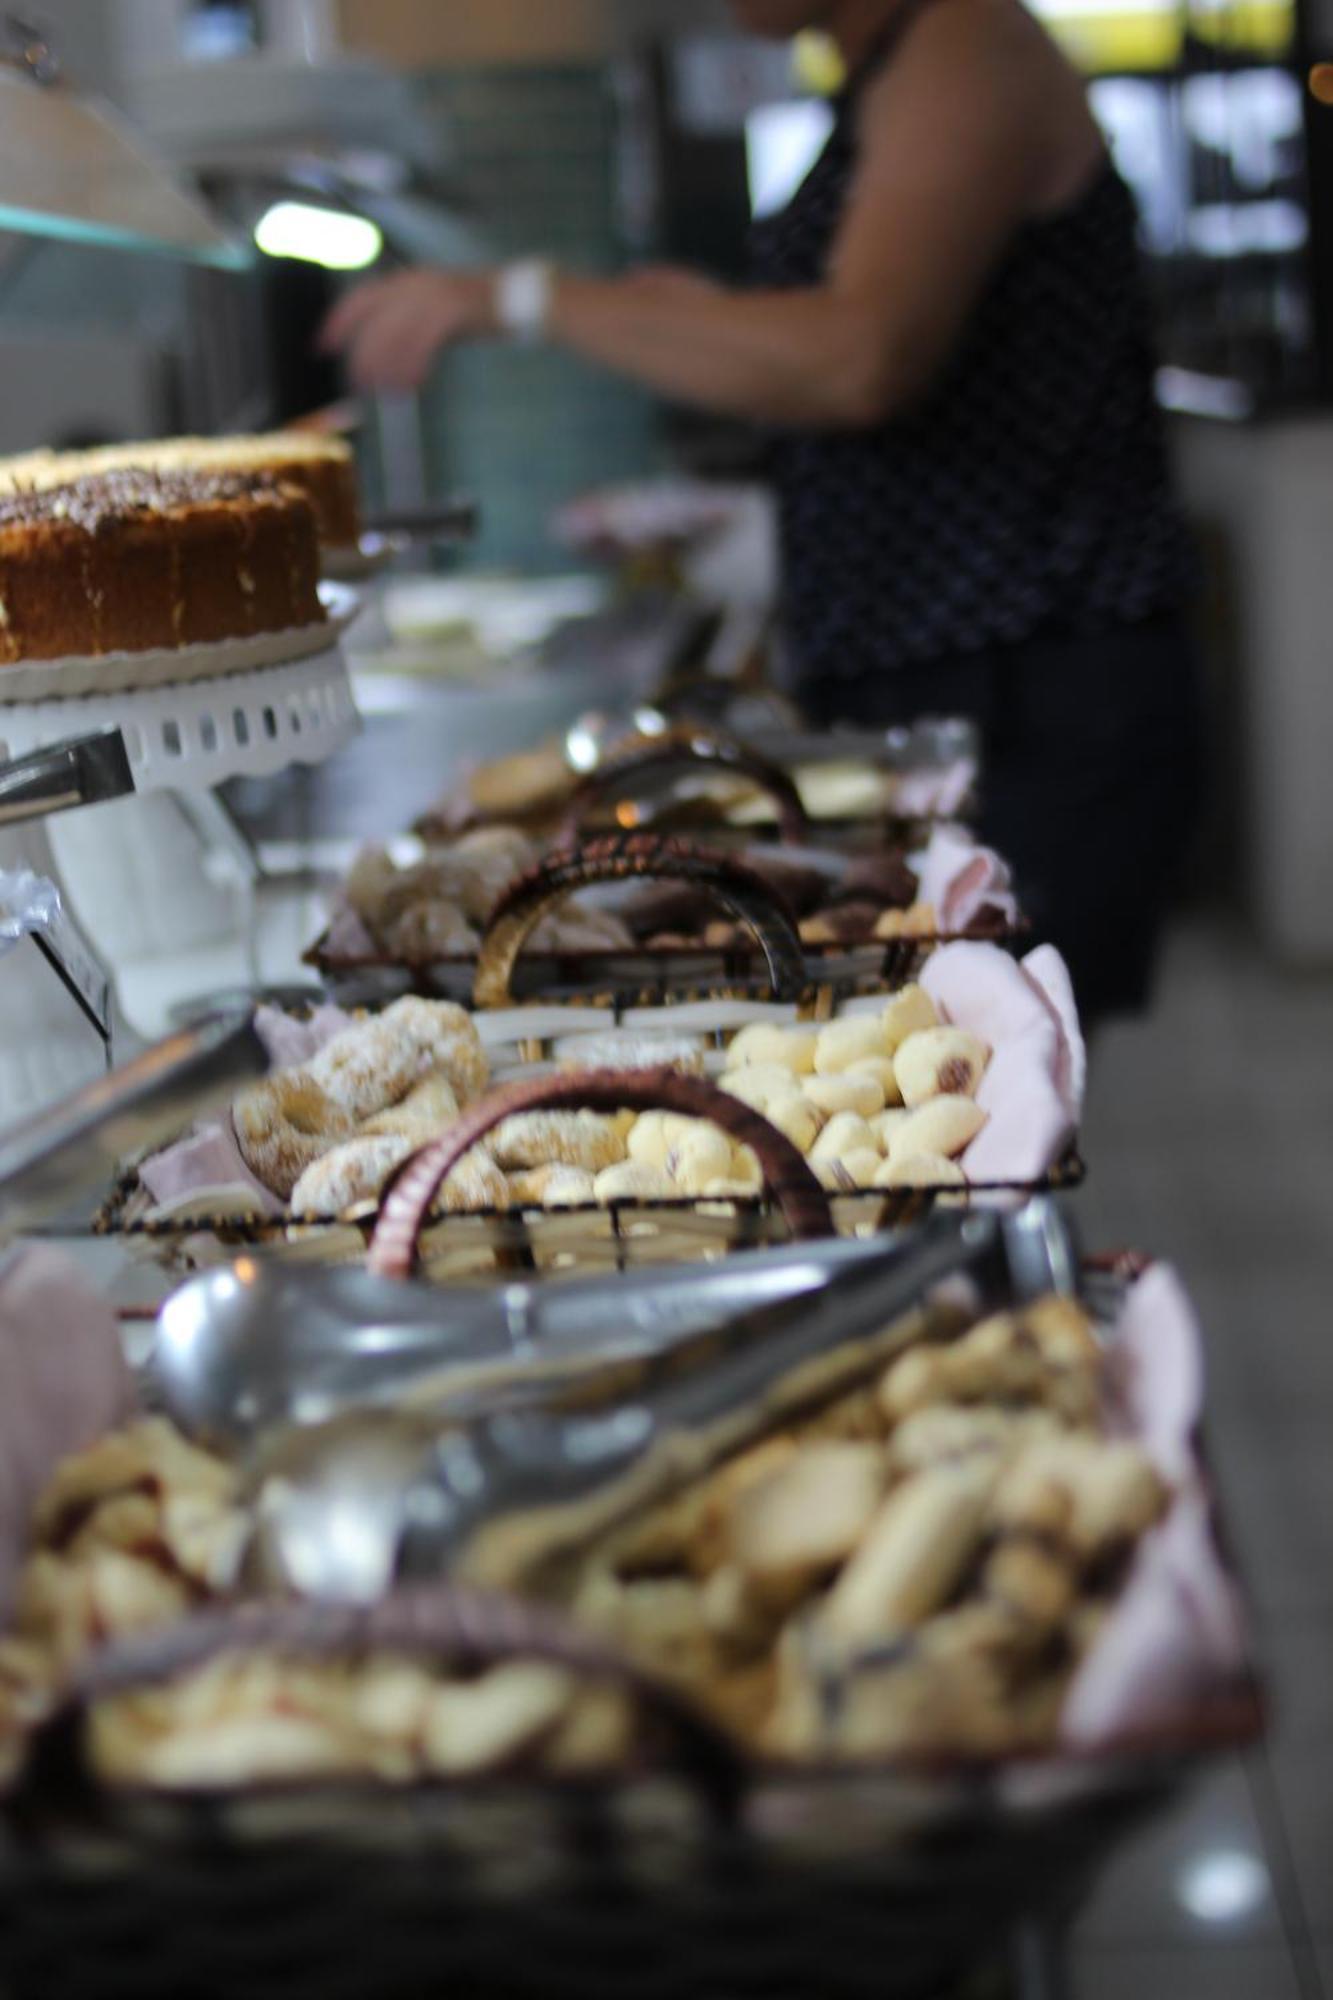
[495,258,555,343]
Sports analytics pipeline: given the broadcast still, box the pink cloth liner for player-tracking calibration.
[253,1002,353,1071]
[893,760,978,820]
[136,1123,280,1218]
[921,941,1086,1186]
[908,823,1018,931]
[137,1005,353,1217]
[0,1247,1251,1753]
[0,1246,137,1625]
[1061,1265,1250,1745]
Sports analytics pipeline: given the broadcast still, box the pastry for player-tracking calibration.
[507,1164,596,1208]
[592,1160,677,1204]
[727,1442,886,1603]
[360,1073,461,1141]
[554,1031,705,1076]
[490,1110,627,1174]
[381,902,479,960]
[818,1458,999,1648]
[893,1027,990,1106]
[726,1024,817,1075]
[881,985,939,1051]
[232,1074,355,1201]
[233,1001,487,1200]
[289,1134,416,1217]
[885,1097,988,1164]
[339,828,637,954]
[809,1111,879,1164]
[803,1072,886,1121]
[814,1148,884,1192]
[307,998,488,1115]
[799,903,884,945]
[290,1136,505,1219]
[813,1015,890,1076]
[710,998,993,1196]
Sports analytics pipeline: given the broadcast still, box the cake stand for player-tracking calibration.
[0,641,359,1123]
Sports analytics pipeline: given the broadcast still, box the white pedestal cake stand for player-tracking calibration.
[0,643,359,1123]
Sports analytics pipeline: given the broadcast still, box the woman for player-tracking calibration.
[321,0,1200,1022]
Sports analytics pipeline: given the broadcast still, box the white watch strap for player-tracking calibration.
[495,258,554,343]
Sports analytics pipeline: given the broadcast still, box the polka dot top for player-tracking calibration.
[749,15,1193,682]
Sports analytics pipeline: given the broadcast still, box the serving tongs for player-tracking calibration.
[154,1232,908,1445]
[0,1009,265,1237]
[358,500,479,561]
[242,1201,1078,1604]
[0,728,134,829]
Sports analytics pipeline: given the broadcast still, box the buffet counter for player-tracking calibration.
[0,429,1262,2000]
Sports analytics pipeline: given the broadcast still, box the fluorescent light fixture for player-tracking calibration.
[253,199,382,270]
[1177,1850,1270,1924]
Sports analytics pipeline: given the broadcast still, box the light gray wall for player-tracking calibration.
[99,0,736,83]
[23,0,120,86]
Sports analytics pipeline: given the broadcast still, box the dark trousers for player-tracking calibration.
[799,617,1203,1025]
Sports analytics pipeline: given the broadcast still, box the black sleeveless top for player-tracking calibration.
[749,10,1192,682]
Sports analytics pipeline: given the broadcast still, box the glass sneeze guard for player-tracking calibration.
[0,54,249,268]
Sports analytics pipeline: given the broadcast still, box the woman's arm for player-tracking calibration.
[321,5,1054,428]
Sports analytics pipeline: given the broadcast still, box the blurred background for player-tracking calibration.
[2,3,1332,1993]
[6,0,1333,956]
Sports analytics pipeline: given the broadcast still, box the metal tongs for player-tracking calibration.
[0,728,134,829]
[358,500,479,562]
[236,1201,1078,1604]
[154,1239,874,1443]
[0,1010,266,1237]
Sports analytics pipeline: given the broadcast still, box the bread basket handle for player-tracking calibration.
[473,830,805,1008]
[368,1066,833,1280]
[561,728,808,847]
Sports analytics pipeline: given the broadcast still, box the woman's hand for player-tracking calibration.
[319,269,497,393]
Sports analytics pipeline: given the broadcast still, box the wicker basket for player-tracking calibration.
[309,829,1020,1010]
[95,1054,1084,1279]
[0,1739,1247,2000]
[0,1254,1259,2000]
[415,717,981,849]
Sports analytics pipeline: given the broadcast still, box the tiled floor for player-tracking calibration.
[1066,916,1333,2000]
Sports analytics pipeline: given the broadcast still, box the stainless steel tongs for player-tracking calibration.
[0,728,134,829]
[241,1200,1079,1604]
